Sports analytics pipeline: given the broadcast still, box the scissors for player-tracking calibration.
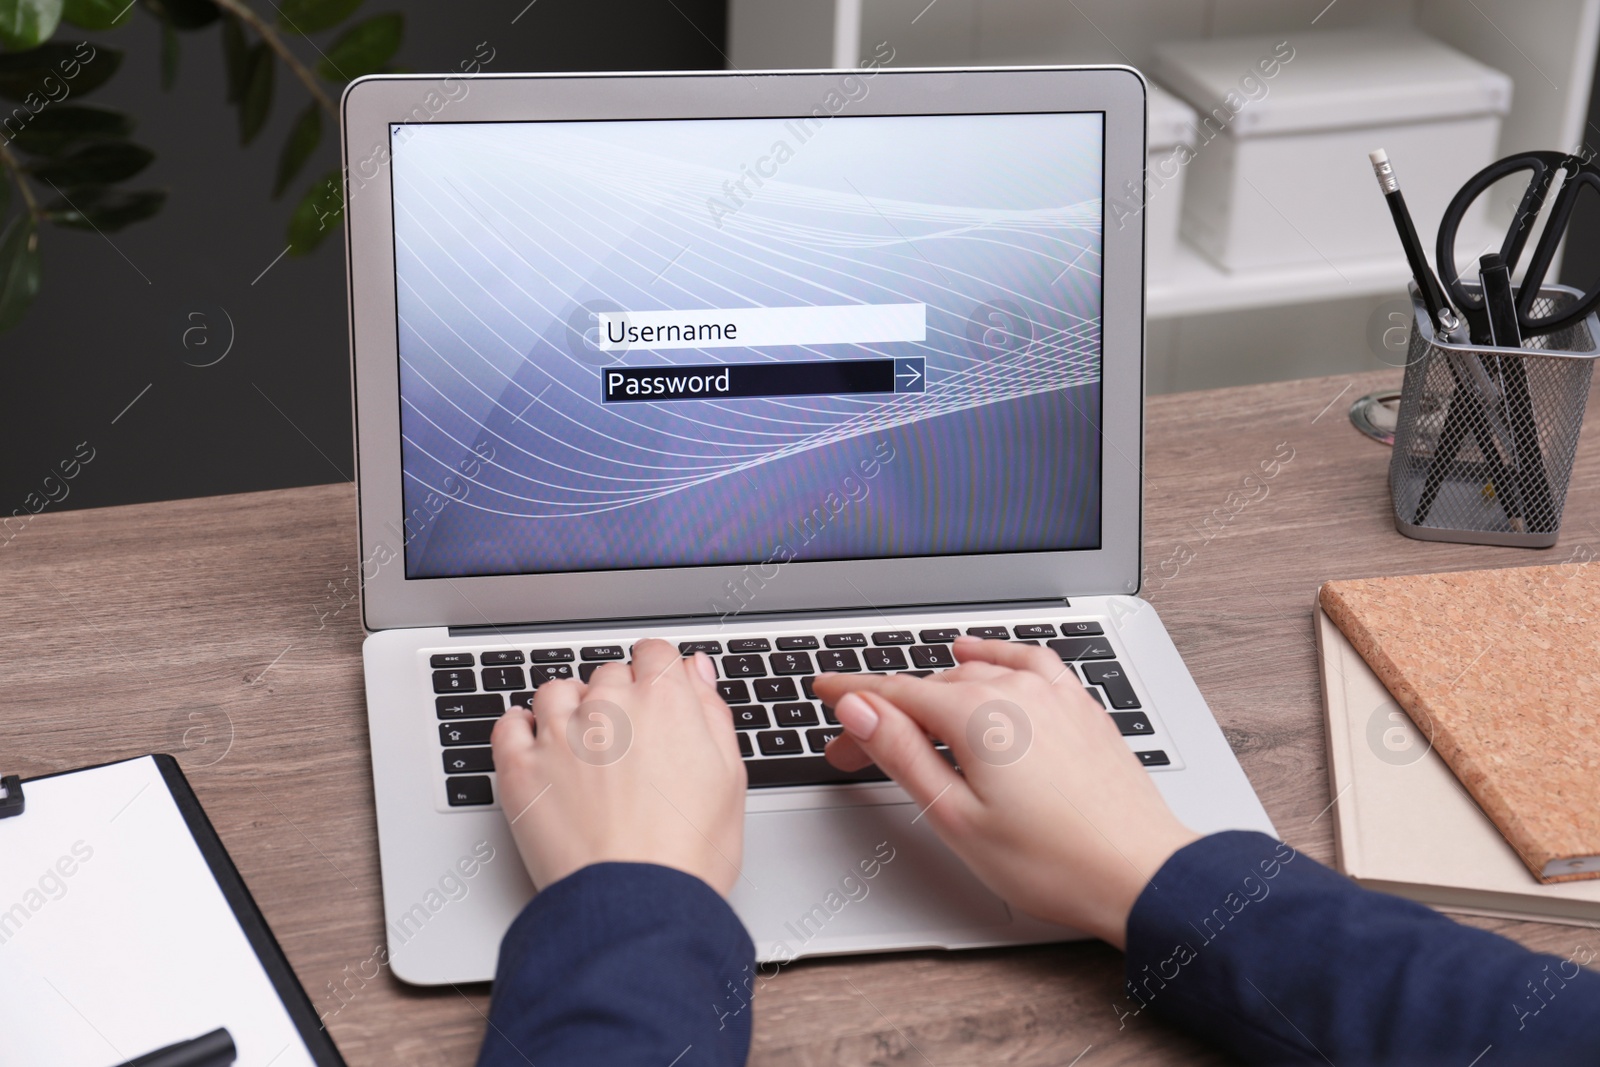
[1435,149,1600,339]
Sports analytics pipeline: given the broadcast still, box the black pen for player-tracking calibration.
[1478,253,1523,348]
[1479,251,1555,530]
[1369,149,1465,340]
[115,1027,236,1067]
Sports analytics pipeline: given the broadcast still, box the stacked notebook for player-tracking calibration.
[1317,561,1600,923]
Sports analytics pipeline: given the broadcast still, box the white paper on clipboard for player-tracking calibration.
[0,756,320,1067]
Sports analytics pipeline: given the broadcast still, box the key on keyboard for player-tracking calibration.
[863,647,908,671]
[531,664,574,685]
[816,649,861,672]
[769,651,813,675]
[440,720,496,746]
[481,666,525,690]
[773,702,819,727]
[731,705,770,730]
[1082,661,1140,708]
[753,678,799,702]
[722,654,765,677]
[447,776,493,806]
[437,694,503,719]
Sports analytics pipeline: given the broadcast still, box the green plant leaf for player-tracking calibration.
[275,0,359,35]
[238,42,272,145]
[0,0,64,51]
[316,12,400,83]
[0,42,121,102]
[0,213,41,332]
[273,100,318,198]
[160,17,178,88]
[7,104,132,156]
[61,0,130,30]
[287,166,341,254]
[137,0,216,29]
[44,185,164,231]
[220,11,246,102]
[28,140,153,184]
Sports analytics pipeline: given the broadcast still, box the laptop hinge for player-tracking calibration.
[445,596,1074,638]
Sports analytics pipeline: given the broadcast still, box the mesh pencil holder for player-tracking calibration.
[1390,282,1598,548]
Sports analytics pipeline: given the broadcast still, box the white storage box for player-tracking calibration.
[1145,83,1197,278]
[1152,29,1512,273]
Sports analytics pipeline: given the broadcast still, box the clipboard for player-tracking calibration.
[0,754,348,1067]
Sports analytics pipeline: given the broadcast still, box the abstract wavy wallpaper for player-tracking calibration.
[391,111,1104,577]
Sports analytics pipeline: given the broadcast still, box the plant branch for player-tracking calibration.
[0,141,43,221]
[210,0,338,118]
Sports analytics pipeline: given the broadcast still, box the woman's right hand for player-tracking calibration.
[813,636,1199,948]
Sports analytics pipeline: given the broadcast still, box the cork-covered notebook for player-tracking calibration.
[1320,563,1600,884]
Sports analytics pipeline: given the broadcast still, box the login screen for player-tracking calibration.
[390,108,1105,578]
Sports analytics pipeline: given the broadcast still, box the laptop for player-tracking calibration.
[342,65,1276,985]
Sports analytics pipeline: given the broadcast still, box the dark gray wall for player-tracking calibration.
[0,0,727,514]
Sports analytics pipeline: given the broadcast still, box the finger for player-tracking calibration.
[491,704,538,770]
[689,651,726,712]
[812,669,906,700]
[816,675,954,769]
[953,634,1078,684]
[935,661,1013,684]
[691,650,719,688]
[584,660,632,689]
[507,686,549,711]
[833,690,970,817]
[688,652,739,748]
[530,677,583,746]
[823,729,873,771]
[812,671,971,742]
[631,637,688,688]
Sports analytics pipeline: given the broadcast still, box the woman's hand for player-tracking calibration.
[814,636,1198,947]
[491,639,748,895]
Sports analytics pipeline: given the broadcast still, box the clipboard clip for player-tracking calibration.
[0,774,24,819]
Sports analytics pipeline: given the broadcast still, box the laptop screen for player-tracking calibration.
[389,111,1104,580]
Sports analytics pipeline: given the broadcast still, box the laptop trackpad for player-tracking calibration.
[733,801,1012,958]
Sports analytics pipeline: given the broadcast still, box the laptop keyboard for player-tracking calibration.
[432,620,1171,808]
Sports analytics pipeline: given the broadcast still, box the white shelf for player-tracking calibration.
[1148,242,1413,318]
[1148,217,1508,319]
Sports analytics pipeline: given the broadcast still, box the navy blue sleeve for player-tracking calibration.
[1122,831,1600,1065]
[477,862,755,1067]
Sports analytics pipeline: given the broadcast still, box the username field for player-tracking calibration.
[596,303,925,351]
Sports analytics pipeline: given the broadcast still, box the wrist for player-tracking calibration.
[1101,823,1201,950]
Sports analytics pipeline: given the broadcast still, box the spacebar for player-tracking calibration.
[745,757,890,788]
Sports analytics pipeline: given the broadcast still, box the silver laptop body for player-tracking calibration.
[343,66,1276,985]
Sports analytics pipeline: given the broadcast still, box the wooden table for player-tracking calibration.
[5,368,1598,1066]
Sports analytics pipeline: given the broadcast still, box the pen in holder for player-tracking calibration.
[1390,281,1598,548]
